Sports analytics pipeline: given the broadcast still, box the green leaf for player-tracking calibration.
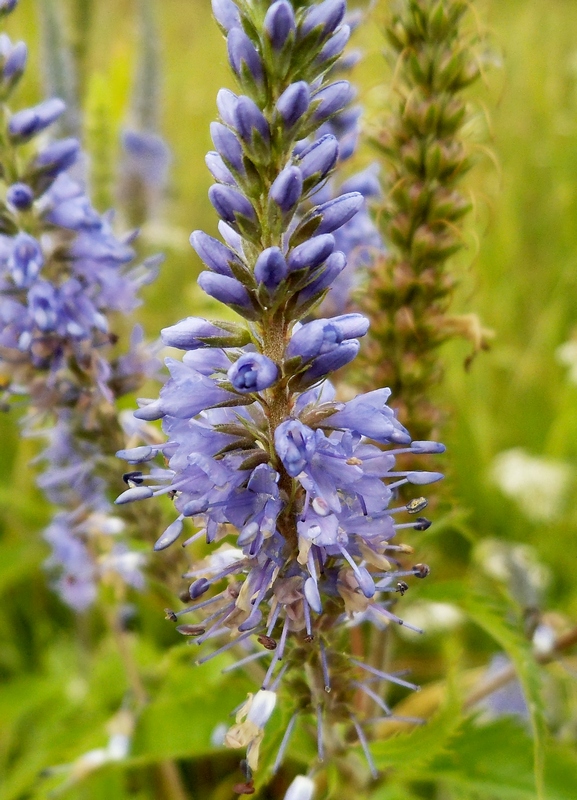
[462,592,546,800]
[370,674,462,774]
[422,718,577,800]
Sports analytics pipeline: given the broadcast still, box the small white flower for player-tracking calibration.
[491,448,571,521]
[284,775,315,800]
[556,340,577,384]
[225,690,277,769]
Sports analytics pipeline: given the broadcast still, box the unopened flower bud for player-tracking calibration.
[227,353,279,393]
[270,165,302,213]
[227,28,263,84]
[301,0,345,38]
[9,98,65,141]
[264,0,296,50]
[276,81,310,128]
[208,184,256,228]
[311,81,354,123]
[254,246,288,292]
[287,234,334,272]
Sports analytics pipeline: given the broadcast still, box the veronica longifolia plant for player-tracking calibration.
[0,0,161,609]
[117,0,445,782]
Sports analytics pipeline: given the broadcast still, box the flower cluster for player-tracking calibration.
[118,0,444,779]
[0,1,160,610]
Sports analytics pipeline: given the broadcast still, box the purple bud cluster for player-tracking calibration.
[119,0,444,774]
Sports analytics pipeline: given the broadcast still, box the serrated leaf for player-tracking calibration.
[370,675,462,773]
[463,592,546,800]
[422,717,577,800]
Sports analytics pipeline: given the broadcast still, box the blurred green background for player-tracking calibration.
[2,1,577,798]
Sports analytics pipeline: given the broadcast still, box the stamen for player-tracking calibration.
[372,604,424,634]
[181,529,207,547]
[266,603,282,636]
[319,641,331,692]
[351,681,391,715]
[195,603,236,644]
[350,658,420,692]
[173,592,224,618]
[303,596,313,639]
[350,716,378,780]
[277,614,290,660]
[270,661,289,692]
[221,650,269,673]
[316,704,324,762]
[196,629,254,665]
[272,712,298,774]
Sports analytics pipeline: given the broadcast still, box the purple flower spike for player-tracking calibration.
[276,82,311,128]
[210,122,245,174]
[8,232,43,288]
[275,419,317,476]
[270,165,303,213]
[312,81,355,123]
[209,184,256,228]
[287,234,335,272]
[264,0,296,49]
[301,0,346,38]
[227,28,264,84]
[254,246,288,291]
[9,97,65,141]
[190,230,238,277]
[197,271,253,310]
[228,353,279,393]
[316,192,363,234]
[211,0,241,31]
[7,182,33,210]
[297,134,339,181]
[234,95,270,145]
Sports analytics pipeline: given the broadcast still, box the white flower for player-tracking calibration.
[491,448,571,521]
[225,690,277,769]
[556,340,577,384]
[284,775,315,800]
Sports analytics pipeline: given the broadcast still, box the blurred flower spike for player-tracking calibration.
[0,4,161,610]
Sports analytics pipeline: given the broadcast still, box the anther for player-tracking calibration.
[240,759,253,782]
[257,635,277,650]
[406,497,428,514]
[176,624,206,636]
[413,563,430,578]
[413,517,431,531]
[164,608,178,622]
[123,471,144,486]
[396,581,409,596]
